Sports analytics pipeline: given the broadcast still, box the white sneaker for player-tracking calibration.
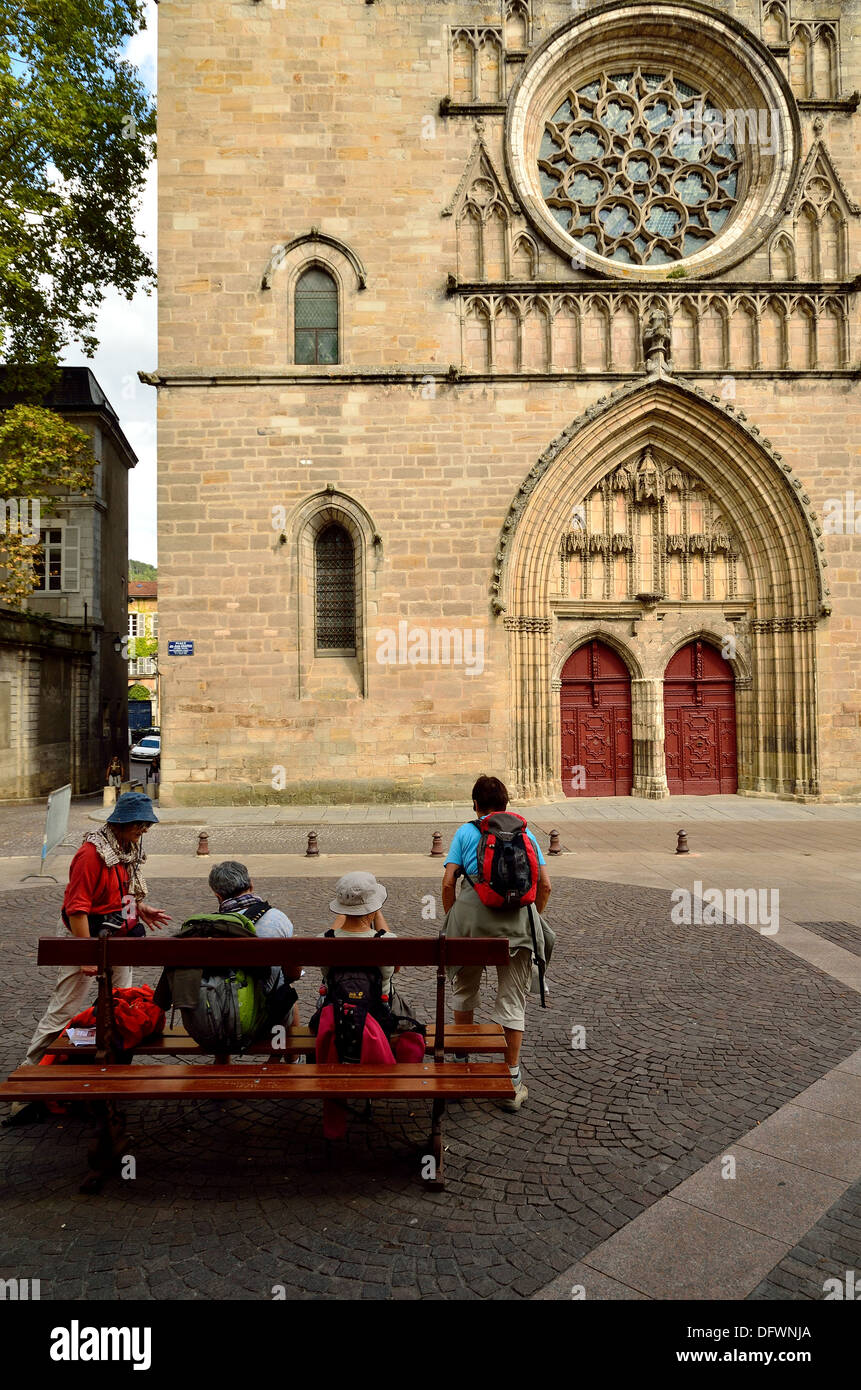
[502,1080,528,1112]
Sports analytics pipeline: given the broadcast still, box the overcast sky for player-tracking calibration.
[63,2,159,566]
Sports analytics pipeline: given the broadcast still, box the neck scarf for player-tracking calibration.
[84,824,148,901]
[219,892,264,916]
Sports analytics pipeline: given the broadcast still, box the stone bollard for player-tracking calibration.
[676,829,689,855]
[430,831,444,857]
[196,830,209,857]
[305,830,320,858]
[548,829,563,856]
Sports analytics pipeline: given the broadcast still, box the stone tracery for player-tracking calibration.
[538,70,743,266]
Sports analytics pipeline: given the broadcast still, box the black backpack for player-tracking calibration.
[309,929,388,1064]
[309,930,426,1062]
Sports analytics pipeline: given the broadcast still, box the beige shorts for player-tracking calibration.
[448,946,533,1031]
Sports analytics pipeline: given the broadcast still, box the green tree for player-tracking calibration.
[0,0,156,385]
[128,682,152,701]
[0,403,96,606]
[129,559,157,582]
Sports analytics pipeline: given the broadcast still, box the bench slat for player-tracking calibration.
[36,937,511,968]
[0,1061,513,1101]
[45,1023,507,1057]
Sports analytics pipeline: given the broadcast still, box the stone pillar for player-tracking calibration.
[505,615,554,798]
[734,674,755,793]
[70,658,91,795]
[630,677,669,799]
[749,625,772,792]
[16,649,41,799]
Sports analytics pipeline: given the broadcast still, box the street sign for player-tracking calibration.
[168,641,194,656]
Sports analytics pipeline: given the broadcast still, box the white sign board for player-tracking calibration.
[42,783,72,863]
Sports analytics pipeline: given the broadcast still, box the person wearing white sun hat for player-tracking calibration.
[320,871,398,993]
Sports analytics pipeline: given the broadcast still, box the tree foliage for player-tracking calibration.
[129,558,157,581]
[129,634,157,659]
[0,0,156,386]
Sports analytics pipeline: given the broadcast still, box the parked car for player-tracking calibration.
[130,734,161,762]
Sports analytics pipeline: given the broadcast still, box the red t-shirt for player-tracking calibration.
[63,842,134,922]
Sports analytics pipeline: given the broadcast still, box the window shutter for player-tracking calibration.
[62,526,80,592]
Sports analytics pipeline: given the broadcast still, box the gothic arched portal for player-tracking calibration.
[499,376,827,799]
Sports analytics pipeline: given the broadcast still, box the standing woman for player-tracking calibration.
[105,753,124,800]
[7,792,171,1121]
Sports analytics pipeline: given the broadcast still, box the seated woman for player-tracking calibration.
[311,872,424,1137]
[321,870,397,997]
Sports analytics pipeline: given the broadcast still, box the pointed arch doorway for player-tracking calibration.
[561,640,633,796]
[664,640,737,794]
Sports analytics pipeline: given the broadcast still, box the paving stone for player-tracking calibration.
[797,922,861,959]
[669,1149,847,1243]
[582,1198,788,1299]
[747,1178,861,1299]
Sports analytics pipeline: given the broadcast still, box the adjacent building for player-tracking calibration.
[128,579,159,725]
[153,0,859,805]
[0,368,137,799]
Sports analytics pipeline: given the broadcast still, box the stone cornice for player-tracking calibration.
[448,278,860,296]
[139,366,860,389]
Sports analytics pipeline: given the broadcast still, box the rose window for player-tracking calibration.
[537,70,743,266]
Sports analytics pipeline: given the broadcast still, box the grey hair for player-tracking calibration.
[208,860,252,898]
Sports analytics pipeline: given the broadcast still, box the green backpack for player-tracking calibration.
[178,913,269,1052]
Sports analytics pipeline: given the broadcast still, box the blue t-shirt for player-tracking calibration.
[445,821,546,878]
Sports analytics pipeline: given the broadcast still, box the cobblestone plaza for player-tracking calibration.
[2,797,860,1302]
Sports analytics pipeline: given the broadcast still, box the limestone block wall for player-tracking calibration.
[156,0,860,803]
[157,371,858,801]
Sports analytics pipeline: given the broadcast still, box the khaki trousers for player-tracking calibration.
[20,917,133,1067]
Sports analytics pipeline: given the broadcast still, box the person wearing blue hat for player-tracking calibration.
[6,792,172,1120]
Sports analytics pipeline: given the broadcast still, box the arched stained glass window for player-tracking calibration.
[315,524,356,651]
[295,267,339,364]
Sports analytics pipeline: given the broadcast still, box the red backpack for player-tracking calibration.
[461,812,539,910]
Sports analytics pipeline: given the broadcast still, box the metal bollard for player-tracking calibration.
[548,829,563,856]
[676,829,689,855]
[196,830,209,856]
[430,831,444,857]
[305,830,320,857]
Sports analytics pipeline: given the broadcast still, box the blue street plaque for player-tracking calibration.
[168,640,195,656]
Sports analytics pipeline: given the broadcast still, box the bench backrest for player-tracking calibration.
[37,933,511,1063]
[37,937,509,969]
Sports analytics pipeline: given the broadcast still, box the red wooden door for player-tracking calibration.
[664,640,737,794]
[561,640,633,797]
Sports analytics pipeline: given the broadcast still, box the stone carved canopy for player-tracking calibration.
[558,445,747,604]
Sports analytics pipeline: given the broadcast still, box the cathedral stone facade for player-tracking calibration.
[152,0,859,805]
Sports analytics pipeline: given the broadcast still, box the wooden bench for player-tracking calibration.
[0,931,514,1192]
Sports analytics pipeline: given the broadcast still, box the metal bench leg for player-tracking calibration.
[80,1100,128,1195]
[426,1097,445,1191]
